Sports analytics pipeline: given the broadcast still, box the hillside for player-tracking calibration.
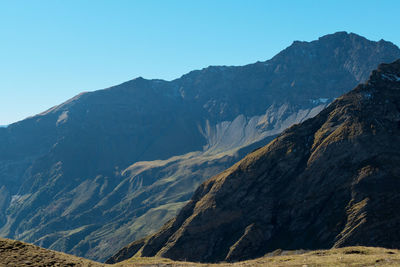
[121,247,400,267]
[0,32,399,261]
[2,237,400,267]
[108,60,400,263]
[0,238,103,267]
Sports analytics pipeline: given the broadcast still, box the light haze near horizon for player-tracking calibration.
[1,0,399,125]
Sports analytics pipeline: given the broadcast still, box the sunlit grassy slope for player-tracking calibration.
[1,237,399,266]
[120,246,400,266]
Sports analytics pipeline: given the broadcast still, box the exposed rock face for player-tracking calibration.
[0,32,399,261]
[108,60,400,263]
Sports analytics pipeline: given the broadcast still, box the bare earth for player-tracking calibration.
[1,238,400,266]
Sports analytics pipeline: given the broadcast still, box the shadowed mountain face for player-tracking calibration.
[0,32,399,261]
[108,60,400,264]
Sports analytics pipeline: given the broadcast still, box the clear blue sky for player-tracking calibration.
[1,0,399,125]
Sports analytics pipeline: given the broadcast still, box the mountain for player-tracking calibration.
[0,32,399,261]
[107,60,400,263]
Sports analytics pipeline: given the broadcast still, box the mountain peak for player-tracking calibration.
[270,32,400,84]
[319,30,353,39]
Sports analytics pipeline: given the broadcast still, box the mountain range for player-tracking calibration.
[108,59,400,263]
[0,31,399,261]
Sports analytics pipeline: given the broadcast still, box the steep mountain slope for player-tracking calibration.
[108,60,400,263]
[0,32,399,261]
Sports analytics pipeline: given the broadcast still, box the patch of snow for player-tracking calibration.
[179,87,185,99]
[381,73,400,82]
[310,98,329,104]
[10,194,30,205]
[305,105,327,119]
[56,111,69,126]
[11,195,21,203]
[363,92,373,100]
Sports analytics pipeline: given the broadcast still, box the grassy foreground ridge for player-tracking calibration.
[1,238,400,266]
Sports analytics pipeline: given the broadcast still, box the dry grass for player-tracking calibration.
[0,238,103,267]
[119,247,400,267]
[1,238,400,267]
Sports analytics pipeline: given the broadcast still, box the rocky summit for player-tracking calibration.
[0,32,399,261]
[108,60,400,264]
